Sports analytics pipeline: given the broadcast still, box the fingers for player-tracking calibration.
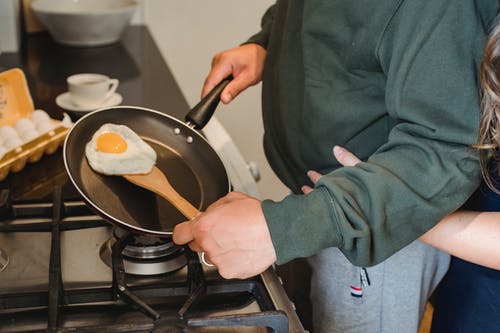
[202,64,233,100]
[173,218,211,256]
[173,220,203,252]
[174,192,248,247]
[220,75,248,104]
[205,70,253,104]
[301,170,323,194]
[188,241,203,252]
[172,220,195,245]
[301,185,313,194]
[201,44,265,104]
[301,146,361,195]
[333,145,361,166]
[307,170,323,183]
[172,192,276,277]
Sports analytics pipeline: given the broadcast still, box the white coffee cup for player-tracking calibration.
[67,73,119,107]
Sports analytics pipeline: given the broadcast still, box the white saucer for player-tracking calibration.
[55,92,123,113]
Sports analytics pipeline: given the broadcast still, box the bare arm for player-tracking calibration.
[302,146,500,270]
[419,210,500,269]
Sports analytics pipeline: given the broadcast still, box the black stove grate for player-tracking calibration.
[0,187,289,333]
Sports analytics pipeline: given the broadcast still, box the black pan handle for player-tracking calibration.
[185,76,233,130]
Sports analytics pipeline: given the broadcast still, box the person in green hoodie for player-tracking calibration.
[173,1,497,332]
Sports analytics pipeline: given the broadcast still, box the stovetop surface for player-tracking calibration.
[0,27,304,332]
[0,186,302,333]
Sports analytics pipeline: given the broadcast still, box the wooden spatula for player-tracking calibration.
[123,166,199,220]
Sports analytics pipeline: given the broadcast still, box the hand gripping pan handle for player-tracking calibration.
[185,76,232,130]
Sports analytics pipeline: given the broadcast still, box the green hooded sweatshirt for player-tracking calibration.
[246,0,497,267]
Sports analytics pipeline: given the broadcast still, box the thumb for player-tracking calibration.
[202,67,233,99]
[333,146,361,167]
[220,74,252,104]
[172,220,195,245]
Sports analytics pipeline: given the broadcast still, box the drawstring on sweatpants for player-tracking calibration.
[350,267,371,298]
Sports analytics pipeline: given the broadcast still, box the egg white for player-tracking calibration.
[85,123,157,175]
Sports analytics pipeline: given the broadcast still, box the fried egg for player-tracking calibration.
[85,123,157,175]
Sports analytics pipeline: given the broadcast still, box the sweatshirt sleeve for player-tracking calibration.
[263,1,489,267]
[244,4,276,49]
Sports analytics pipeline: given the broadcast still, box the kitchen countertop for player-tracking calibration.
[0,25,260,200]
[0,26,188,120]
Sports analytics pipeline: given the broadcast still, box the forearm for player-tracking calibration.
[420,211,500,270]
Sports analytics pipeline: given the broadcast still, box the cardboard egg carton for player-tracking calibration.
[0,68,72,180]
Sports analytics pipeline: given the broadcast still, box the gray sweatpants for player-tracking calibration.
[309,240,450,333]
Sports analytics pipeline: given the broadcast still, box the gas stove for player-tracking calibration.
[0,26,306,332]
[0,184,304,332]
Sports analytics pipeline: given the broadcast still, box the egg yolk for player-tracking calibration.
[96,132,127,153]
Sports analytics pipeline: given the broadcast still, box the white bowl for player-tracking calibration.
[31,0,138,47]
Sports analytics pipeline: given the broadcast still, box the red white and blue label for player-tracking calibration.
[350,285,363,298]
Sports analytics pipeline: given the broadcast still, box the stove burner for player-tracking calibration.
[0,248,8,273]
[100,231,187,276]
[0,185,304,332]
[122,236,181,260]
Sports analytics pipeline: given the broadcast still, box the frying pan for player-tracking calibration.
[63,78,231,236]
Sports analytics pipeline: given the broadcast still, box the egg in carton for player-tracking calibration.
[0,68,73,180]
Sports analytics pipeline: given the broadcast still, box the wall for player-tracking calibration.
[143,1,289,201]
[0,0,21,52]
[0,0,288,200]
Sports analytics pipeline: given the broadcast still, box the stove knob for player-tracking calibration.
[247,161,261,182]
[0,248,9,273]
[0,189,12,219]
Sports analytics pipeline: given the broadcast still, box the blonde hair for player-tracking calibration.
[476,19,500,192]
